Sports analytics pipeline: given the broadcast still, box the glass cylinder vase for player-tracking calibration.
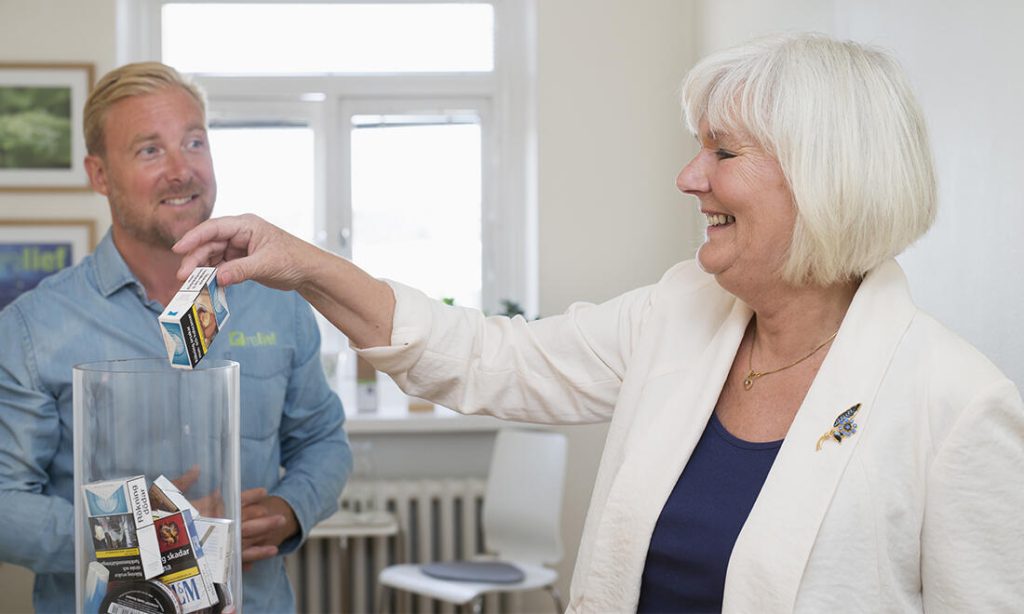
[73,358,241,614]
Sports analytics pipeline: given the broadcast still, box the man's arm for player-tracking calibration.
[0,305,76,573]
[264,297,351,554]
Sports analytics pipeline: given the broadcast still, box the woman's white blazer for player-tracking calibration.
[359,259,1024,613]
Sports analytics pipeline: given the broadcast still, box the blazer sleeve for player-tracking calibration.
[921,377,1024,610]
[356,280,656,424]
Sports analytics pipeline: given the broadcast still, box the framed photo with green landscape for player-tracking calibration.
[0,63,94,191]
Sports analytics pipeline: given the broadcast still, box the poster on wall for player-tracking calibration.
[0,220,95,310]
[0,63,95,192]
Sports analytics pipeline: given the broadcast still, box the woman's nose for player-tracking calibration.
[676,153,710,194]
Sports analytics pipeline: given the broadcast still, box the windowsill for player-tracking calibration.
[345,408,507,434]
[332,368,505,434]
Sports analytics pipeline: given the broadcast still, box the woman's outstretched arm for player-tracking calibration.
[174,214,395,349]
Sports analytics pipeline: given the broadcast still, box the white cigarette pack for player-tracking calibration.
[193,517,233,584]
[82,476,163,581]
[149,475,199,518]
[158,267,230,369]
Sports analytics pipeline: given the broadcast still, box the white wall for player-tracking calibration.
[692,0,1024,388]
[0,0,114,235]
[837,1,1024,389]
[538,0,698,314]
[693,0,834,55]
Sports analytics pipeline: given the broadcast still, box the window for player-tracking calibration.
[126,0,535,414]
[162,3,495,73]
[209,121,316,242]
[124,0,536,317]
[350,112,483,306]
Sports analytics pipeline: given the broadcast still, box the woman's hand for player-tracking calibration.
[174,213,396,349]
[173,213,318,291]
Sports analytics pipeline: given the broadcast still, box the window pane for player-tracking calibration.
[351,115,481,308]
[163,3,494,74]
[209,125,315,243]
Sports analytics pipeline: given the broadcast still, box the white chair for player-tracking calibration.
[378,428,568,613]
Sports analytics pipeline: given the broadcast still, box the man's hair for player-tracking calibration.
[681,33,936,286]
[83,62,207,156]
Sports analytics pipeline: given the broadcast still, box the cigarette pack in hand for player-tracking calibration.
[159,267,230,369]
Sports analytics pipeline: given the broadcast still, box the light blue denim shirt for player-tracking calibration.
[0,231,351,613]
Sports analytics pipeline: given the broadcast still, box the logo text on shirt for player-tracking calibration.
[228,331,277,347]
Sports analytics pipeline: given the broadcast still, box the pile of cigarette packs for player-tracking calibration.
[82,475,234,614]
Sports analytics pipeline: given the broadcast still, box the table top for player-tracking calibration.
[308,510,400,538]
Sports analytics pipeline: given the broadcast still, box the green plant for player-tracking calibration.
[440,296,539,319]
[498,299,525,318]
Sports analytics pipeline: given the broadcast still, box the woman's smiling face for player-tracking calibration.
[677,119,798,290]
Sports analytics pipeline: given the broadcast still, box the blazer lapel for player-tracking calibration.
[582,298,754,610]
[723,260,918,612]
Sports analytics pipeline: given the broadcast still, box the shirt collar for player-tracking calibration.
[92,229,145,298]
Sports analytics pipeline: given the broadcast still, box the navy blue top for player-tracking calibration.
[637,412,783,613]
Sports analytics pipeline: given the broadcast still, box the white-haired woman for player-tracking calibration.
[175,34,1023,612]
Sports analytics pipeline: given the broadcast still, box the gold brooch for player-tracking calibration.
[815,403,862,451]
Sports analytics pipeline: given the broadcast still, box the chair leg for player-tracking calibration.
[546,585,565,612]
[470,596,483,614]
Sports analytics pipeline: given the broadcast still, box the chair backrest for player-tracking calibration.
[482,428,567,566]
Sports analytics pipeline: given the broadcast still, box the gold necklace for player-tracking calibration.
[742,324,839,391]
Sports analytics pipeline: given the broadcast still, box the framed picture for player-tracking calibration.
[0,219,96,310]
[0,63,95,191]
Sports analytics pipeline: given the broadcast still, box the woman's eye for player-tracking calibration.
[715,149,737,160]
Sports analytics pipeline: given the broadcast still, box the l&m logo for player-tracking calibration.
[228,330,278,347]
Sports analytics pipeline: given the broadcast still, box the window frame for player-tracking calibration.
[339,96,491,307]
[118,0,537,316]
[204,99,327,243]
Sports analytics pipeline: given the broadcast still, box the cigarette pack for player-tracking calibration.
[193,517,233,585]
[153,510,219,612]
[148,475,199,518]
[83,476,163,581]
[159,267,230,369]
[83,561,109,614]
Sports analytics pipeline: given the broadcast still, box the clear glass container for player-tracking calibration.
[73,358,241,614]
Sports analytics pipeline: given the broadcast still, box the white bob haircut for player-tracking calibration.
[682,33,936,286]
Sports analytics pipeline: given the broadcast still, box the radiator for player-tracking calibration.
[287,477,521,614]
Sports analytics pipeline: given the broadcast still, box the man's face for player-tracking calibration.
[86,87,216,249]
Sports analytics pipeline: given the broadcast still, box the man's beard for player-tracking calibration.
[109,185,214,249]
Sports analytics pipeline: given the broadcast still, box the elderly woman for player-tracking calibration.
[175,34,1023,612]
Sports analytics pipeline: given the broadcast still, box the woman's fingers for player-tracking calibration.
[173,216,244,254]
[175,239,229,280]
[174,214,316,291]
[174,216,263,283]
